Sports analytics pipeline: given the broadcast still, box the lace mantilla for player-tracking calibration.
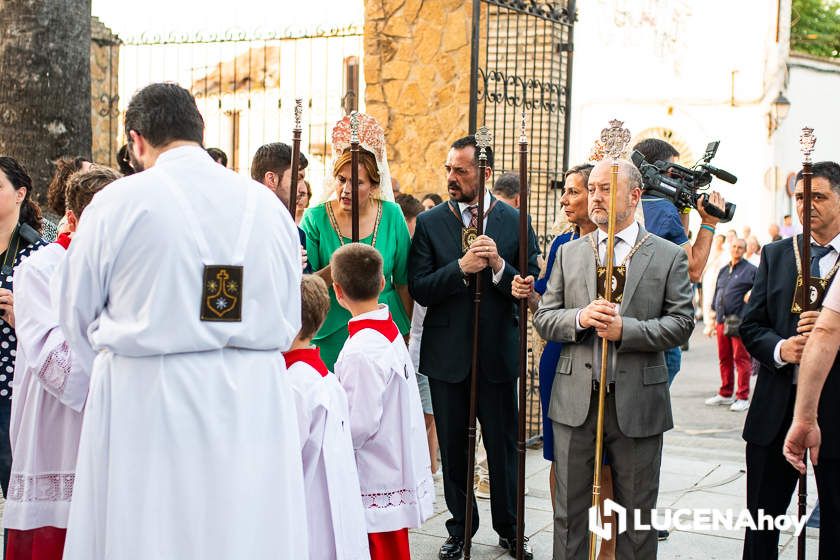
[36,341,72,396]
[362,476,432,510]
[8,472,75,502]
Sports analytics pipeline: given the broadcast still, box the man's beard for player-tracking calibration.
[448,181,477,203]
[127,145,144,172]
[590,200,633,226]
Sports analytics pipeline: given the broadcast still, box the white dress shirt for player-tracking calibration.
[773,232,840,371]
[458,190,505,284]
[576,221,641,330]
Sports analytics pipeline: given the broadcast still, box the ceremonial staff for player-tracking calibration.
[463,126,492,560]
[350,111,361,242]
[515,110,528,560]
[288,98,303,216]
[797,125,816,560]
[589,120,631,560]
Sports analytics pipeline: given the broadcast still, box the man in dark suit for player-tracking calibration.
[408,135,540,560]
[740,161,840,559]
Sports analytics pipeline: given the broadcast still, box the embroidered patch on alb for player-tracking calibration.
[201,265,243,322]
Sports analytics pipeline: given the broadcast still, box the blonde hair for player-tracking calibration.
[299,275,330,340]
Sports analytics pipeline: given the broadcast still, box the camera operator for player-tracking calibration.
[635,138,728,382]
[634,137,729,543]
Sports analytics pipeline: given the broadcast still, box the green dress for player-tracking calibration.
[301,200,412,369]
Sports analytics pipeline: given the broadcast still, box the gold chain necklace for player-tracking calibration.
[326,199,383,247]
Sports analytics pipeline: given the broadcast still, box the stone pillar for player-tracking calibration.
[90,17,120,167]
[364,0,473,195]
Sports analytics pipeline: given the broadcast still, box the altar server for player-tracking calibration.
[332,243,434,560]
[5,166,119,560]
[283,274,369,560]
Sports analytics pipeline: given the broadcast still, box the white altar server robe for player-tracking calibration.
[335,305,434,534]
[7,241,88,530]
[57,145,306,560]
[284,348,369,560]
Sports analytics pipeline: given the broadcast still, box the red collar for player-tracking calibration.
[283,348,329,378]
[54,233,72,250]
[347,313,399,342]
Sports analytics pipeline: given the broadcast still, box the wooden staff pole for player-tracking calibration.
[589,120,630,560]
[463,126,492,560]
[350,111,360,242]
[288,97,303,216]
[516,110,528,560]
[797,125,816,560]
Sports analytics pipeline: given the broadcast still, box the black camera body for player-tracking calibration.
[631,141,737,223]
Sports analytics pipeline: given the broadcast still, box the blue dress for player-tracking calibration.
[534,230,576,461]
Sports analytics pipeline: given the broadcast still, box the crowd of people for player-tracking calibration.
[0,79,835,560]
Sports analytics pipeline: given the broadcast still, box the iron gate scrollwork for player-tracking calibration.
[468,0,576,444]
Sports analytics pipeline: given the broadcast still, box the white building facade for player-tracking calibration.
[567,0,838,242]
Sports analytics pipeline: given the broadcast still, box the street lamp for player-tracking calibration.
[768,91,791,137]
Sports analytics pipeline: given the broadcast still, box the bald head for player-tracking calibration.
[587,159,643,231]
[591,160,643,190]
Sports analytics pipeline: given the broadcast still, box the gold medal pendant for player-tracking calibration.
[791,274,829,313]
[597,265,627,303]
[462,226,478,254]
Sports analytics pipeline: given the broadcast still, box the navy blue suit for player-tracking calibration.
[408,197,539,539]
[740,236,840,559]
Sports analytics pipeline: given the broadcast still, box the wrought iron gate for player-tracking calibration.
[115,26,363,197]
[468,0,576,443]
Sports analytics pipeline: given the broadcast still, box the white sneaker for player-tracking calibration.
[729,399,750,412]
[705,394,736,406]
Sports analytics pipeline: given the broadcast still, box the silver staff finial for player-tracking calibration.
[600,119,632,160]
[475,126,493,162]
[350,111,360,144]
[519,109,527,144]
[294,97,303,131]
[800,126,817,164]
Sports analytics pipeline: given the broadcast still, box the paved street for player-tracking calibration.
[409,325,821,559]
[0,326,820,559]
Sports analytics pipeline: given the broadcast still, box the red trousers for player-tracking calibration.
[368,528,410,560]
[716,323,751,401]
[6,527,66,560]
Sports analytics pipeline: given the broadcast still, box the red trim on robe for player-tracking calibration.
[347,314,399,343]
[283,347,329,377]
[54,233,71,250]
[368,528,410,560]
[6,527,67,560]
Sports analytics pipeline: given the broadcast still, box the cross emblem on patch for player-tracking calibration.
[201,265,243,322]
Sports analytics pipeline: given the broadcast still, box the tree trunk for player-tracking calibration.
[0,0,92,204]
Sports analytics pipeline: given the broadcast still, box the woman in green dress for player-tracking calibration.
[301,120,412,368]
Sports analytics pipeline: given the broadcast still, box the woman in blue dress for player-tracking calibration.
[512,163,595,503]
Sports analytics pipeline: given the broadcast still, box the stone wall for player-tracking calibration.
[363,0,474,195]
[90,17,120,167]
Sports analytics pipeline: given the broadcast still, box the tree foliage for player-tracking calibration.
[791,0,840,58]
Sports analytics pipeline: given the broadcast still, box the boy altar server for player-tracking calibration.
[283,274,369,560]
[57,83,307,559]
[332,243,434,559]
[5,166,119,560]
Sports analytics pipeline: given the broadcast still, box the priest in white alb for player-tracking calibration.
[57,83,307,559]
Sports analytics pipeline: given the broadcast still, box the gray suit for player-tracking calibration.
[533,225,693,559]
